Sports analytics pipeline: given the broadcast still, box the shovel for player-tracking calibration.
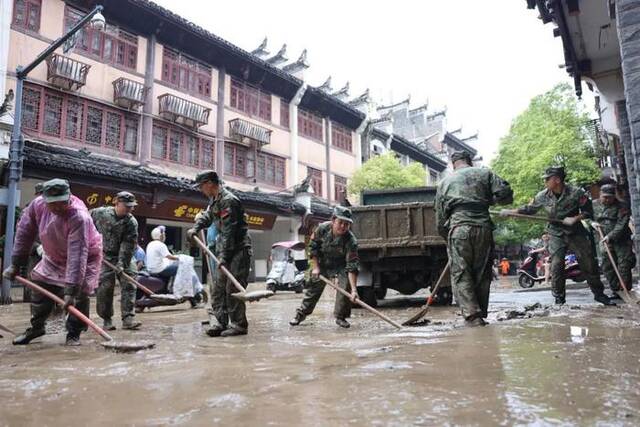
[489,210,564,224]
[592,224,639,305]
[102,259,181,305]
[318,274,402,329]
[403,261,451,326]
[192,236,274,302]
[14,276,154,352]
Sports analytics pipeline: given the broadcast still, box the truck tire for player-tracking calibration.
[356,286,377,308]
[374,286,387,300]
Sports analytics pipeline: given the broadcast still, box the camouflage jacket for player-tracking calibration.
[193,187,251,265]
[435,166,513,239]
[593,199,632,242]
[309,221,359,276]
[90,206,138,268]
[517,185,593,236]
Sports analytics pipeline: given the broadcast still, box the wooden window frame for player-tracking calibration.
[230,78,272,122]
[64,5,138,71]
[308,167,323,197]
[331,122,353,152]
[280,99,290,128]
[334,175,347,203]
[299,108,323,142]
[224,142,286,187]
[161,47,212,97]
[22,83,138,154]
[12,0,41,33]
[151,120,215,168]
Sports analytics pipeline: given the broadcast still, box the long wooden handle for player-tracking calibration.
[102,259,154,296]
[592,224,632,297]
[318,274,402,329]
[192,235,246,293]
[14,276,113,341]
[490,210,563,224]
[425,261,451,307]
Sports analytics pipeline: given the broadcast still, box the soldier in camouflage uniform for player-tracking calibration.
[91,191,141,330]
[593,183,636,298]
[289,206,359,329]
[436,151,513,327]
[187,171,252,337]
[504,167,615,306]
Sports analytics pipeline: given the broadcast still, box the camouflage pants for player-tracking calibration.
[96,256,136,320]
[549,231,605,298]
[447,225,494,320]
[601,239,636,292]
[296,272,352,320]
[30,281,89,337]
[210,247,251,332]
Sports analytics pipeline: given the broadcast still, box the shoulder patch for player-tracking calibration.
[220,208,231,219]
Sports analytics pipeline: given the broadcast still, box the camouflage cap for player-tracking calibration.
[600,184,616,196]
[542,166,565,180]
[192,170,220,188]
[42,178,70,203]
[34,182,44,196]
[333,205,353,223]
[115,191,138,207]
[450,151,472,165]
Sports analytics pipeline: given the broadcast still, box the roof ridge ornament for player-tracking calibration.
[251,37,270,58]
[319,76,332,92]
[283,49,310,73]
[266,44,288,65]
[332,82,350,100]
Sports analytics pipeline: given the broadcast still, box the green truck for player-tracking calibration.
[351,187,452,307]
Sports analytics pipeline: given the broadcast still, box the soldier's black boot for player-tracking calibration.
[464,314,487,327]
[65,332,81,346]
[103,318,116,331]
[12,327,45,345]
[206,313,226,337]
[220,327,247,337]
[289,312,306,326]
[335,318,350,328]
[594,293,616,306]
[122,316,142,330]
[554,296,566,305]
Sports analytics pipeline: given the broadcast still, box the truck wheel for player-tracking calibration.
[435,287,453,305]
[356,286,377,308]
[374,286,387,300]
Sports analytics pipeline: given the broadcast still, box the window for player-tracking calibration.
[65,6,138,70]
[299,108,323,141]
[22,83,139,154]
[224,142,285,187]
[151,121,214,167]
[13,0,41,32]
[308,167,323,197]
[162,48,212,97]
[230,78,272,121]
[332,122,352,152]
[224,142,247,178]
[256,152,286,187]
[280,99,290,128]
[334,175,347,203]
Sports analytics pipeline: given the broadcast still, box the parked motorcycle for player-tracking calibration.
[135,271,207,312]
[518,250,585,288]
[266,241,307,293]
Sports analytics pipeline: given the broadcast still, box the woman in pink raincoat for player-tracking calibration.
[3,179,103,346]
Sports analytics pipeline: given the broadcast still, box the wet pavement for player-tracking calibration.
[1,283,640,426]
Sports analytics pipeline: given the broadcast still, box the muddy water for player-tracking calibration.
[1,288,640,426]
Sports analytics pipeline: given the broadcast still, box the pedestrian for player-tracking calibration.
[145,226,179,281]
[593,183,636,299]
[500,258,510,276]
[3,179,103,346]
[289,206,360,328]
[435,151,513,327]
[187,170,252,337]
[90,191,141,331]
[502,167,615,306]
[133,244,145,271]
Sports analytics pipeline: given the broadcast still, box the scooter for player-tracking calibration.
[265,241,307,293]
[135,271,207,312]
[518,250,585,288]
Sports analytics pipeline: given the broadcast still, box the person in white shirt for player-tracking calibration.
[145,226,179,281]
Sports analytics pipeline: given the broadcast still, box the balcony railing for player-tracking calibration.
[45,54,90,91]
[113,78,147,110]
[229,118,272,147]
[158,94,210,129]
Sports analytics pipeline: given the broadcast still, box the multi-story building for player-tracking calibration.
[1,0,367,279]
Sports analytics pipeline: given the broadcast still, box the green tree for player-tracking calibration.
[491,83,600,244]
[348,153,426,197]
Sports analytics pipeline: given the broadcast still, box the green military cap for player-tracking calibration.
[115,191,138,207]
[192,170,220,188]
[450,151,472,165]
[600,184,616,196]
[333,205,353,223]
[542,166,565,180]
[34,182,44,195]
[42,178,70,203]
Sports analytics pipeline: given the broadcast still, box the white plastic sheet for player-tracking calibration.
[173,255,203,298]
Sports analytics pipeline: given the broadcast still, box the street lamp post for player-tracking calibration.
[0,5,105,304]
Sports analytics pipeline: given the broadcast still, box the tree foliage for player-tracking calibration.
[348,153,426,197]
[491,83,600,244]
